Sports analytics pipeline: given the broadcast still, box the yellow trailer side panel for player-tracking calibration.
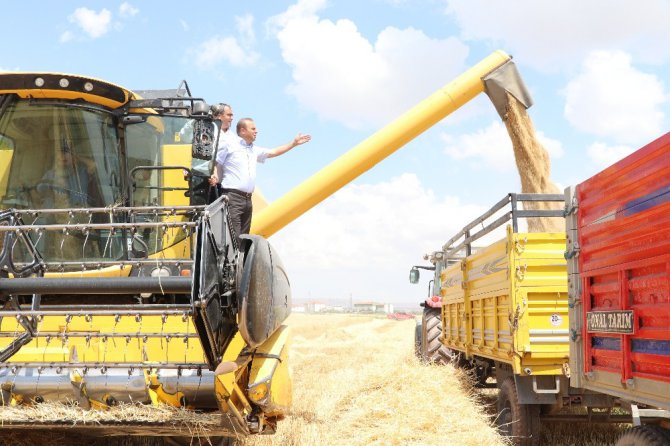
[440,227,568,375]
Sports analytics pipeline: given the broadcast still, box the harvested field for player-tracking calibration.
[0,313,627,445]
[244,313,625,446]
[243,313,505,446]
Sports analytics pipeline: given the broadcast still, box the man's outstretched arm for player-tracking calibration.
[266,133,311,158]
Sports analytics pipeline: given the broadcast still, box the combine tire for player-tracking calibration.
[421,307,451,364]
[615,426,670,446]
[496,378,541,446]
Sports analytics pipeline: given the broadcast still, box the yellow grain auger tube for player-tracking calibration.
[251,49,530,238]
[0,74,290,442]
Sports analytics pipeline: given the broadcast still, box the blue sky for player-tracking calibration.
[4,0,670,306]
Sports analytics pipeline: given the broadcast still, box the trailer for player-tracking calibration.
[566,132,670,444]
[411,194,618,446]
[412,135,670,445]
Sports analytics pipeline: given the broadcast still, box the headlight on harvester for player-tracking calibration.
[151,267,171,278]
[248,382,269,403]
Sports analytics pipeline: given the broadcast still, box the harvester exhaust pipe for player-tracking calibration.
[251,50,514,238]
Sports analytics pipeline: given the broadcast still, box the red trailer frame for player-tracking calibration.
[568,132,670,417]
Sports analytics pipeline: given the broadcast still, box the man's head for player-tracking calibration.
[236,118,257,144]
[211,103,234,131]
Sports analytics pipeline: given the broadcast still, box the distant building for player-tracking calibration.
[353,301,393,314]
[310,302,327,313]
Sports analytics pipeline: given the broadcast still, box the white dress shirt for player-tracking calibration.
[215,137,270,193]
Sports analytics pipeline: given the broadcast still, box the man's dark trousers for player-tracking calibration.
[222,189,252,244]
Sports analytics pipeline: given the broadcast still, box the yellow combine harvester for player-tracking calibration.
[0,51,531,443]
[0,74,291,443]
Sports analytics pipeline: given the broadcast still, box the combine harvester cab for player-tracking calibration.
[567,132,670,444]
[0,74,291,441]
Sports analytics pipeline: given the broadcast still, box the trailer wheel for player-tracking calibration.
[615,426,670,446]
[496,378,541,446]
[421,307,451,364]
[414,322,423,359]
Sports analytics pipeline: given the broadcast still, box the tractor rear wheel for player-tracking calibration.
[421,307,451,364]
[496,377,541,446]
[615,426,670,446]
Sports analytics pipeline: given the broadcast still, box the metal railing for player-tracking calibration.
[441,193,565,260]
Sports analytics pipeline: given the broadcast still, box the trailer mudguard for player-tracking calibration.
[237,235,291,349]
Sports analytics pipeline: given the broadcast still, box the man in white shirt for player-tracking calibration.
[209,117,311,242]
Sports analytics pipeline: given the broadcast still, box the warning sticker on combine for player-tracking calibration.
[586,310,635,334]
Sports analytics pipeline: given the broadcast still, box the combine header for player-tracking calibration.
[0,73,291,442]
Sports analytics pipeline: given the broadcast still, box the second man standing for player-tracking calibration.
[209,118,311,242]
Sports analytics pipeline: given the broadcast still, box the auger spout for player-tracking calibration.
[251,50,513,238]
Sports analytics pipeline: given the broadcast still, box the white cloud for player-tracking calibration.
[587,142,635,168]
[269,1,470,129]
[119,2,139,18]
[270,173,487,303]
[194,36,259,69]
[236,14,255,44]
[444,0,670,71]
[193,14,260,70]
[68,7,112,39]
[59,31,74,43]
[442,120,564,171]
[563,51,666,144]
[179,20,189,31]
[268,0,327,30]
